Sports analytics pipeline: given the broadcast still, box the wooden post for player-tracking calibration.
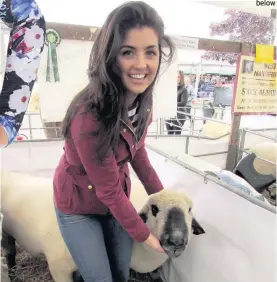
[225,114,241,171]
[225,42,254,171]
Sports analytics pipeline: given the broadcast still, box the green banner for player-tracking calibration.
[45,29,61,83]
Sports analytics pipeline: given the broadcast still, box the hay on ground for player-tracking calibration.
[5,245,156,282]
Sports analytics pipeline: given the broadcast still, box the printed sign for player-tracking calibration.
[232,55,276,114]
[171,36,199,50]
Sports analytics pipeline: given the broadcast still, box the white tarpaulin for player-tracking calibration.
[159,181,276,282]
[1,141,276,282]
[143,147,276,282]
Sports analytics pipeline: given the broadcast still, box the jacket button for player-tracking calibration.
[132,145,134,148]
[146,108,150,112]
[123,128,126,132]
[88,185,93,189]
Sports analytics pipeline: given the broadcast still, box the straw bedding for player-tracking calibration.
[4,244,157,282]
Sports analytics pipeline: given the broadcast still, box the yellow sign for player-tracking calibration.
[232,55,276,114]
[255,44,274,64]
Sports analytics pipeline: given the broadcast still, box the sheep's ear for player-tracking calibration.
[192,218,205,235]
[139,212,148,223]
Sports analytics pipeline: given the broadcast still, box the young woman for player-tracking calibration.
[0,0,45,147]
[53,1,175,281]
[166,70,188,135]
[184,75,195,123]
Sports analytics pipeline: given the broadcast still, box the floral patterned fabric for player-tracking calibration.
[0,0,45,146]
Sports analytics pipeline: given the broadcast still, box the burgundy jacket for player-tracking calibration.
[53,106,164,242]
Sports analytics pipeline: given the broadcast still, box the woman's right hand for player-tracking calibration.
[144,233,165,253]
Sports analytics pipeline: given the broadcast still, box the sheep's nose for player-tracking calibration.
[168,231,186,248]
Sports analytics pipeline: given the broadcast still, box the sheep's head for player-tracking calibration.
[139,190,205,258]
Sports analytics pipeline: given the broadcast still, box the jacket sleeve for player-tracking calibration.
[0,0,45,145]
[130,121,164,195]
[177,88,188,107]
[186,85,195,103]
[70,110,150,243]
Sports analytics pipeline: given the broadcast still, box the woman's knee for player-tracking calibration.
[103,217,133,281]
[54,209,113,281]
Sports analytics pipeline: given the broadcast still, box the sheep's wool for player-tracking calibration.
[130,180,193,273]
[202,120,230,139]
[1,172,77,282]
[249,142,277,177]
[2,171,194,278]
[1,213,11,282]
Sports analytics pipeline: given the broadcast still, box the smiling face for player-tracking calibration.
[116,27,160,96]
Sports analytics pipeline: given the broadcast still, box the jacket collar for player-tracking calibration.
[120,94,141,127]
[120,98,152,143]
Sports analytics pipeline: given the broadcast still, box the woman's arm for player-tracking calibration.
[0,0,46,146]
[70,109,150,243]
[177,88,188,107]
[130,119,164,195]
[187,85,196,103]
[130,143,164,195]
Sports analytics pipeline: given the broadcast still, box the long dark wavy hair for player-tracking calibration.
[178,70,185,87]
[61,1,175,158]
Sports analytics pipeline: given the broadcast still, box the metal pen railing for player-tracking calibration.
[237,128,277,165]
[146,143,276,213]
[17,111,277,170]
[9,110,276,211]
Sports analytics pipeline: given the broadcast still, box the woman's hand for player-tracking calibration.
[144,233,165,253]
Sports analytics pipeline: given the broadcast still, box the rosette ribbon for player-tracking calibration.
[45,29,61,82]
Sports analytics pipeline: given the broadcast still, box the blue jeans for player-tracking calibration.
[55,208,133,282]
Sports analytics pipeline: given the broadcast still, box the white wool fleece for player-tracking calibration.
[130,186,194,273]
[249,142,277,177]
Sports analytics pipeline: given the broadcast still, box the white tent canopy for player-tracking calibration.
[197,1,276,18]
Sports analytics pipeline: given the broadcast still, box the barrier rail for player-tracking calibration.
[146,143,276,213]
[17,110,277,170]
[237,128,277,166]
[18,106,226,140]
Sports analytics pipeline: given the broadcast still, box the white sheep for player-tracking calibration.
[201,120,230,139]
[1,214,11,282]
[234,142,277,193]
[1,171,205,281]
[1,172,78,282]
[129,175,205,273]
[248,142,277,177]
[1,256,10,282]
